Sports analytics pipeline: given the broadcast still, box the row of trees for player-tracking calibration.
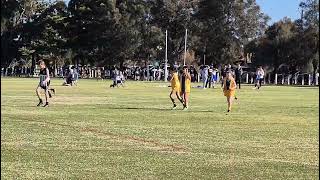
[246,0,319,74]
[1,0,319,74]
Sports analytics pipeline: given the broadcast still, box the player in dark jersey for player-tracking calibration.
[36,60,55,107]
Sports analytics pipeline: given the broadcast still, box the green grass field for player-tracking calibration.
[1,78,319,179]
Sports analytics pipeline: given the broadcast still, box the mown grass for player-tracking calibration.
[1,78,319,179]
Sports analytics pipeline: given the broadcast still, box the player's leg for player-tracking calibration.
[237,78,241,89]
[170,90,177,109]
[221,76,224,87]
[212,76,216,88]
[175,91,184,105]
[183,93,189,110]
[227,96,233,112]
[258,79,262,89]
[180,92,185,107]
[47,80,54,98]
[203,77,207,88]
[205,77,208,88]
[253,78,258,89]
[43,87,49,107]
[36,85,43,106]
[50,88,55,95]
[181,93,186,109]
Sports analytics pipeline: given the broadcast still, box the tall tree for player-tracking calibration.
[300,0,319,29]
[246,17,318,74]
[196,0,268,65]
[1,0,48,68]
[150,0,200,65]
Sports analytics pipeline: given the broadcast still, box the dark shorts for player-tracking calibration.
[40,80,50,90]
[66,78,73,84]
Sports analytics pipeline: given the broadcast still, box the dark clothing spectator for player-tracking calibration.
[235,66,243,89]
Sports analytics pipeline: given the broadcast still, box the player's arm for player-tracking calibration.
[185,71,191,80]
[221,78,226,90]
[230,79,236,90]
[170,74,175,81]
[44,68,50,83]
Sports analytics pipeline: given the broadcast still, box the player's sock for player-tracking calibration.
[43,102,49,107]
[37,99,43,106]
[48,91,52,98]
[178,98,184,105]
[172,104,177,109]
[50,89,55,94]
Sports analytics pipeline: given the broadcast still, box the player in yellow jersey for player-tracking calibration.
[180,66,191,110]
[222,71,237,113]
[170,68,184,109]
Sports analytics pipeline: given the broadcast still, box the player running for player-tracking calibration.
[223,71,236,113]
[36,60,55,107]
[169,67,184,109]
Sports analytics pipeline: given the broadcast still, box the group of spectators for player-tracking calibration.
[75,66,199,82]
[198,63,266,89]
[4,63,318,87]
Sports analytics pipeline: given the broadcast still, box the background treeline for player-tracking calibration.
[1,0,319,74]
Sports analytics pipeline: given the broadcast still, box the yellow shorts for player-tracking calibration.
[224,90,235,98]
[172,86,180,93]
[180,92,190,97]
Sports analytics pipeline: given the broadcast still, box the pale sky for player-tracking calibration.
[256,0,302,24]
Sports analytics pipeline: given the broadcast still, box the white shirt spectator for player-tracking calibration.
[201,67,208,78]
[256,68,265,79]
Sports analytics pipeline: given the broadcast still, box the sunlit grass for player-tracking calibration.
[1,78,319,179]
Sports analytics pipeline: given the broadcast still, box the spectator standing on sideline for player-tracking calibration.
[235,63,243,89]
[206,66,213,88]
[211,67,218,88]
[221,65,228,87]
[201,65,208,89]
[254,66,265,89]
